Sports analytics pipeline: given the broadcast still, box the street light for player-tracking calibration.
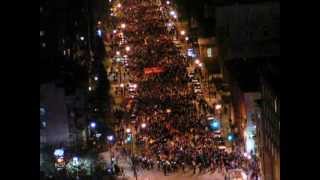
[120,83,124,88]
[88,86,92,91]
[107,135,114,141]
[195,59,200,64]
[215,104,222,110]
[121,23,126,29]
[166,1,170,5]
[116,51,120,56]
[94,76,98,81]
[90,122,96,128]
[97,29,102,37]
[141,123,147,129]
[113,30,117,34]
[227,133,234,142]
[170,11,175,16]
[126,128,131,133]
[166,109,171,113]
[125,46,131,52]
[185,36,189,41]
[180,30,186,36]
[198,63,203,67]
[117,3,121,8]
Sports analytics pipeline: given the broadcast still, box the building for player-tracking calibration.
[215,2,280,61]
[256,62,280,180]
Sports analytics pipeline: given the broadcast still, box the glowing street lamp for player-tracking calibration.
[117,3,121,8]
[88,86,92,91]
[170,11,175,16]
[166,1,170,5]
[126,128,131,133]
[121,23,126,29]
[113,30,117,34]
[227,133,234,142]
[107,135,114,141]
[141,123,147,129]
[166,109,171,113]
[185,36,189,41]
[90,122,96,128]
[180,30,186,36]
[198,63,203,67]
[195,59,200,64]
[80,36,85,41]
[120,83,124,88]
[125,46,131,52]
[116,51,120,56]
[215,104,222,110]
[97,29,102,37]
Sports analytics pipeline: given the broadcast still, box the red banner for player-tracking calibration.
[144,67,164,75]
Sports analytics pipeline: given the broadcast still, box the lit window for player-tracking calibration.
[40,30,44,37]
[207,47,212,57]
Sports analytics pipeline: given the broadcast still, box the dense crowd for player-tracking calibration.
[108,0,260,179]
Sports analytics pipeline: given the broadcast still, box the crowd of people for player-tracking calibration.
[107,0,260,179]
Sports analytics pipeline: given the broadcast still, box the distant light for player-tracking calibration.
[88,86,92,91]
[187,48,196,58]
[120,83,124,88]
[96,133,102,138]
[126,128,131,133]
[180,30,186,36]
[166,1,170,5]
[41,43,46,48]
[107,135,114,141]
[173,14,177,19]
[113,30,117,34]
[125,46,131,52]
[133,84,137,88]
[94,76,98,81]
[212,121,219,128]
[210,120,220,130]
[117,3,121,8]
[195,59,200,64]
[166,109,171,113]
[80,36,85,41]
[227,133,234,142]
[141,123,147,128]
[121,23,126,29]
[72,157,80,166]
[90,122,96,128]
[185,36,189,41]
[97,29,102,37]
[97,21,101,25]
[126,135,132,142]
[170,11,176,16]
[167,22,173,27]
[116,51,120,55]
[198,63,203,67]
[215,104,222,110]
[57,157,64,163]
[109,0,112,2]
[54,149,64,157]
[40,30,44,37]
